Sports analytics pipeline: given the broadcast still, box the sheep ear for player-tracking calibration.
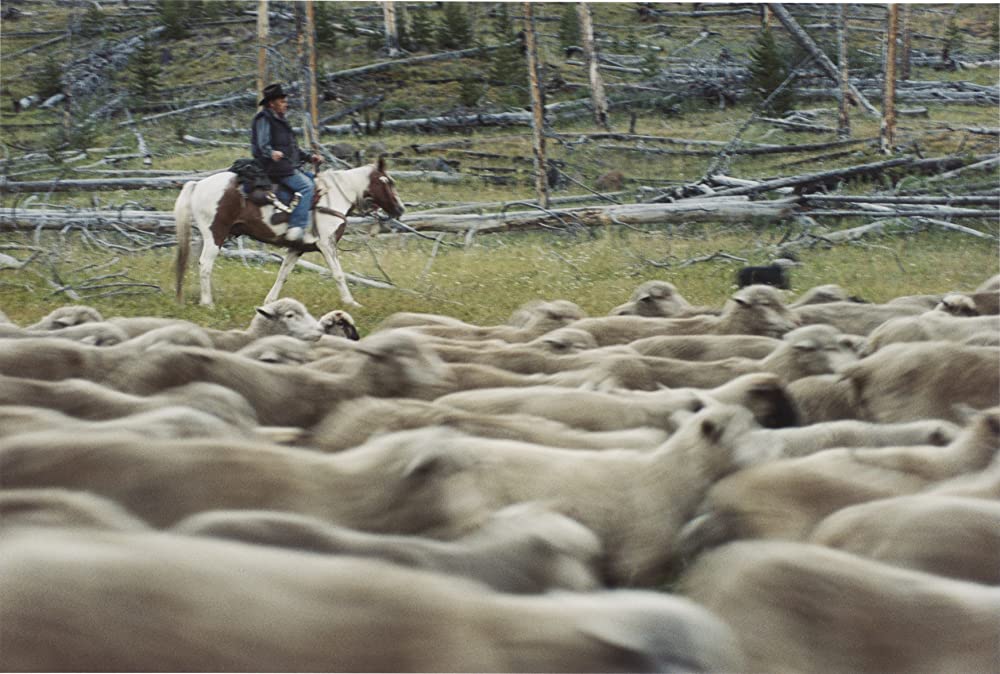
[403,451,447,480]
[343,323,360,341]
[792,339,817,351]
[732,296,749,307]
[256,306,277,321]
[53,318,74,328]
[700,417,723,443]
[577,616,677,673]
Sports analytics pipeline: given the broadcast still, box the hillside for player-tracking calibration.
[0,1,997,328]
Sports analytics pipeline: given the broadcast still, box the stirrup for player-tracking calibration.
[268,191,302,214]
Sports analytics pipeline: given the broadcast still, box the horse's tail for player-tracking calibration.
[174,180,197,303]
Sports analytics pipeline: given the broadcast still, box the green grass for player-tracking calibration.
[2,224,996,335]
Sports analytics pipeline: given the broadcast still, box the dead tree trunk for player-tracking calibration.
[837,4,851,138]
[768,3,880,118]
[382,1,400,57]
[257,0,269,100]
[900,3,912,81]
[881,4,899,155]
[578,3,610,131]
[523,2,549,209]
[303,0,320,149]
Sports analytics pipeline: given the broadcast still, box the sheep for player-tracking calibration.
[436,371,798,433]
[0,428,489,536]
[377,299,587,343]
[567,284,799,346]
[336,402,768,585]
[933,292,981,317]
[0,321,130,346]
[319,309,360,340]
[864,312,1000,354]
[0,488,151,532]
[121,323,215,349]
[525,326,599,353]
[25,305,103,330]
[629,334,780,361]
[970,273,1000,314]
[787,373,861,423]
[886,292,946,311]
[0,527,746,672]
[0,404,255,441]
[203,297,323,350]
[788,283,865,308]
[107,315,204,339]
[676,540,1000,674]
[608,280,700,318]
[0,375,258,429]
[173,502,604,594]
[425,337,634,376]
[735,418,961,460]
[96,329,453,427]
[435,384,705,433]
[582,324,857,391]
[236,335,317,365]
[809,495,1000,585]
[842,341,999,423]
[307,396,668,453]
[793,299,925,335]
[674,407,1000,553]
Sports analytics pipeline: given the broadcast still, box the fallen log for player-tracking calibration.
[321,43,516,83]
[698,155,986,199]
[801,195,1000,207]
[758,117,838,134]
[0,173,221,193]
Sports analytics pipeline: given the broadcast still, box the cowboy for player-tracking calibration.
[251,83,321,242]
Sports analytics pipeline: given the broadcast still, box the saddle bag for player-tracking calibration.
[229,158,274,205]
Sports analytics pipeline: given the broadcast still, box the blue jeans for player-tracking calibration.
[281,170,314,230]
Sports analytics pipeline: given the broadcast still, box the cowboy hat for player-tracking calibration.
[258,83,288,107]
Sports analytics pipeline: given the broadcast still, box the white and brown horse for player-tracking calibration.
[174,157,404,307]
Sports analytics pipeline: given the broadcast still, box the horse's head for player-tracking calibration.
[365,156,405,219]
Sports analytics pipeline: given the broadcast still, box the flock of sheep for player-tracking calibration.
[1,273,998,672]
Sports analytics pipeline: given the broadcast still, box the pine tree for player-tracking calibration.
[487,4,528,106]
[557,4,581,51]
[748,28,795,114]
[436,2,472,51]
[37,54,64,100]
[314,2,339,51]
[158,0,191,40]
[127,39,162,104]
[942,14,963,64]
[991,13,999,57]
[78,3,103,37]
[408,3,434,51]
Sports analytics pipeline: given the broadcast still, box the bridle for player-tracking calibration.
[314,169,377,224]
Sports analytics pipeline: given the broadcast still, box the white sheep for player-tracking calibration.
[173,502,604,594]
[677,540,1000,674]
[0,427,489,536]
[675,407,1000,553]
[0,488,150,532]
[307,396,668,453]
[0,527,746,672]
[567,284,799,346]
[809,494,1000,585]
[608,280,702,318]
[318,309,360,340]
[629,333,780,361]
[339,403,769,585]
[204,297,323,350]
[25,305,104,330]
[842,341,999,423]
[793,299,924,335]
[864,313,1000,354]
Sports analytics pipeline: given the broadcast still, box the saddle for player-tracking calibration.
[229,158,302,225]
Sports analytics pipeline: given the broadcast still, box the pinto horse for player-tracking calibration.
[174,157,404,308]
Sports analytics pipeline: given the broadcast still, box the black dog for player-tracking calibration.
[736,264,791,290]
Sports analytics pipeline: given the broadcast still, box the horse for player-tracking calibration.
[174,157,404,308]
